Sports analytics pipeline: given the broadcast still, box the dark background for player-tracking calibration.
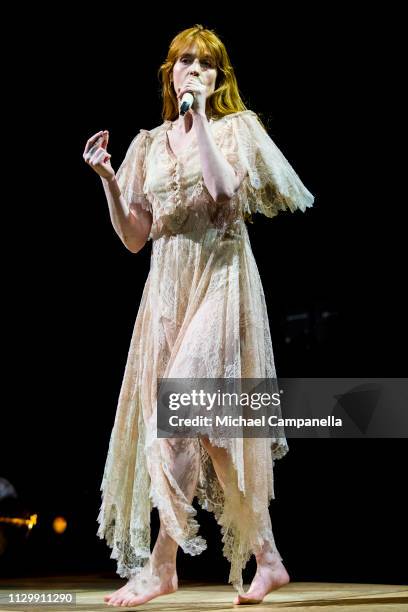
[1,8,406,586]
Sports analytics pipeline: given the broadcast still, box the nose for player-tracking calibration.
[189,58,201,76]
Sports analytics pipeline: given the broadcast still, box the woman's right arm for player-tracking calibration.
[83,130,152,253]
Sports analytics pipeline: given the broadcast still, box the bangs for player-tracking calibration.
[160,25,248,121]
[175,36,219,66]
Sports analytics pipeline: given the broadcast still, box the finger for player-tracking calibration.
[180,79,203,95]
[179,90,198,101]
[85,130,103,147]
[88,130,104,144]
[86,147,104,165]
[83,148,99,163]
[92,149,110,166]
[178,88,195,99]
[101,130,109,149]
[90,137,105,157]
[102,151,111,164]
[185,75,202,85]
[90,148,106,165]
[84,132,104,155]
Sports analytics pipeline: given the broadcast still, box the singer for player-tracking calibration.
[83,24,314,607]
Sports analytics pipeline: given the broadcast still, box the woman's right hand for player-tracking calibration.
[83,130,115,180]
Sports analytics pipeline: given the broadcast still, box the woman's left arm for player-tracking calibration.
[193,113,241,204]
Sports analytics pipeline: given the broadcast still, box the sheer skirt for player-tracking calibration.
[97,224,288,594]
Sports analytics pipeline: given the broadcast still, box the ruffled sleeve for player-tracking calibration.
[115,129,153,216]
[222,111,315,220]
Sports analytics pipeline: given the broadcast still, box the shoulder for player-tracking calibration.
[131,111,262,144]
[215,110,258,124]
[142,123,167,138]
[128,123,166,145]
[136,111,259,135]
[213,110,264,136]
[214,110,263,131]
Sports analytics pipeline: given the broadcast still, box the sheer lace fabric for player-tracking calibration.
[123,559,174,597]
[97,110,314,593]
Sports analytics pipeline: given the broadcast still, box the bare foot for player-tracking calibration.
[104,584,133,604]
[105,560,177,607]
[104,527,179,607]
[233,549,290,605]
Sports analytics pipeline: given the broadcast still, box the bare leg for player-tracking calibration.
[105,438,200,607]
[200,437,290,605]
[233,538,290,604]
[104,528,178,607]
[199,435,230,490]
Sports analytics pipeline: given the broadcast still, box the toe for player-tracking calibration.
[109,598,120,606]
[122,597,140,607]
[235,593,262,605]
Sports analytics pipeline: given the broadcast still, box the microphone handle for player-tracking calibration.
[180,92,194,115]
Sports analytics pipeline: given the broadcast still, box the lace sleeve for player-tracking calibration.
[223,111,315,220]
[115,129,153,215]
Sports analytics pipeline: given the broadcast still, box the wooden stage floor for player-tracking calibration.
[0,574,407,611]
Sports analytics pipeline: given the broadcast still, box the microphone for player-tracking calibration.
[180,92,194,115]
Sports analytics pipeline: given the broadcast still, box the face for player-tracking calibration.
[172,43,217,103]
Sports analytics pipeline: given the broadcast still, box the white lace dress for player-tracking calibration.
[96,110,314,594]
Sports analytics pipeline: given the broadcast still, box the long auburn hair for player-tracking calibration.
[158,24,248,122]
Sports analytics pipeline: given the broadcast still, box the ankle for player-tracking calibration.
[151,545,177,568]
[151,556,177,570]
[255,544,282,568]
[152,533,178,561]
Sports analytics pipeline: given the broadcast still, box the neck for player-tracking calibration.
[172,112,212,133]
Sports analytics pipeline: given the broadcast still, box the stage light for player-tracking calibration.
[52,516,67,534]
[0,514,37,529]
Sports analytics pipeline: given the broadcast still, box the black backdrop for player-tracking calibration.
[1,8,406,586]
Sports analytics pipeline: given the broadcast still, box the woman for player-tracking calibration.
[83,24,314,607]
